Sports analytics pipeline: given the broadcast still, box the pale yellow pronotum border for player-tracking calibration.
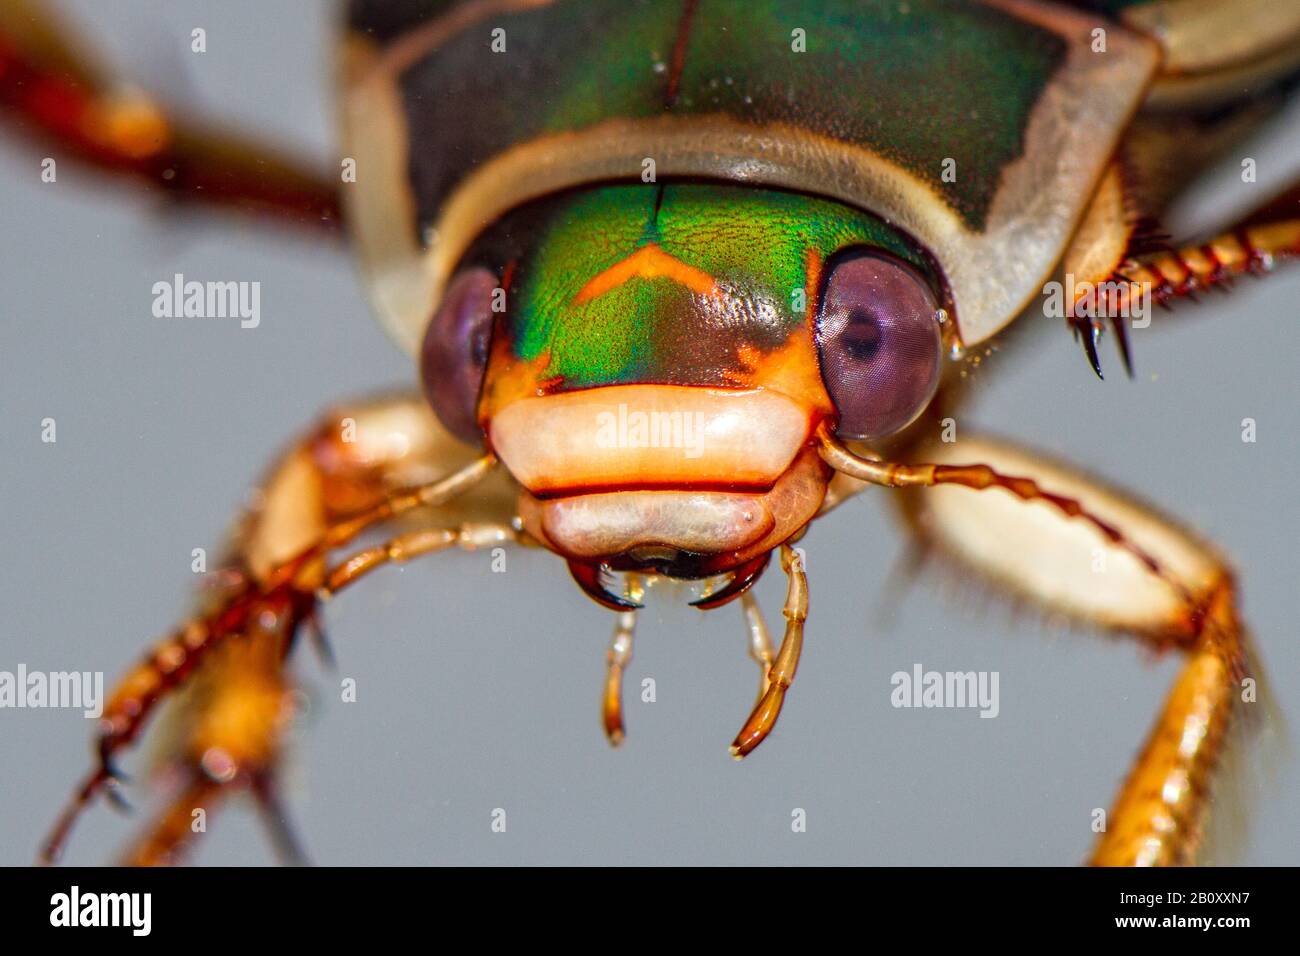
[340,0,1159,355]
[1125,0,1300,80]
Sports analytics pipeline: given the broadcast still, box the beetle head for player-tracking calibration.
[421,182,949,606]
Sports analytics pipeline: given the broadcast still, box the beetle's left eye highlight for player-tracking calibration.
[814,251,943,442]
[420,266,498,444]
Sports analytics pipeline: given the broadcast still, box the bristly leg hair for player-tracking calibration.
[894,499,1275,864]
[1196,634,1283,865]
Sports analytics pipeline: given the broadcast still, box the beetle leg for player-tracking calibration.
[1066,172,1300,377]
[864,432,1257,866]
[0,0,341,233]
[116,772,224,867]
[40,581,302,865]
[816,469,872,517]
[317,521,527,600]
[819,427,1189,597]
[601,575,644,747]
[118,766,306,867]
[115,609,296,867]
[42,395,515,864]
[730,545,809,759]
[1111,218,1300,310]
[248,771,311,868]
[740,591,774,703]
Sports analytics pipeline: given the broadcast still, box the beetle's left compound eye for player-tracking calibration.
[815,250,943,442]
[420,267,498,444]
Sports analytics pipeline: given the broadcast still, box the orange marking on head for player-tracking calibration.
[500,258,517,295]
[803,248,823,320]
[573,243,719,305]
[722,343,762,387]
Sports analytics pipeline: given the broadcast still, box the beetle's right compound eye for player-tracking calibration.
[814,250,943,442]
[420,267,498,444]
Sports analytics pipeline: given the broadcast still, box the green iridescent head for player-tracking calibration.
[466,182,935,418]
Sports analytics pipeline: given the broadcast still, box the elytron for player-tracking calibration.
[3,0,1297,866]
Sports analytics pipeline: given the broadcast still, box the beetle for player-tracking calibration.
[4,0,1297,866]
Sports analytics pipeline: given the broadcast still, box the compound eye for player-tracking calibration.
[814,251,943,441]
[420,267,497,444]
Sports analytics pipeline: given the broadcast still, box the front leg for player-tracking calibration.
[889,434,1255,866]
[44,394,521,865]
[0,0,341,232]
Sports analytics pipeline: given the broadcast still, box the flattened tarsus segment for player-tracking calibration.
[874,433,1253,866]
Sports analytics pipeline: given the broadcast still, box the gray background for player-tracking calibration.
[1,0,1297,865]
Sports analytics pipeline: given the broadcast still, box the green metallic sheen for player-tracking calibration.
[384,0,1066,233]
[495,183,928,389]
[673,0,1065,227]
